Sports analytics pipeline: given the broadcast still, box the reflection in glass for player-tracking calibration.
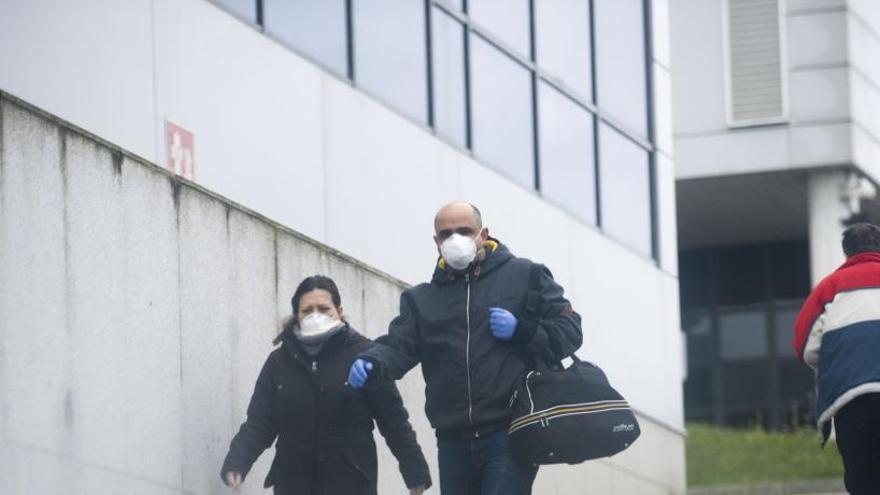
[594,0,648,136]
[535,0,593,100]
[719,309,767,360]
[684,310,713,367]
[431,8,467,147]
[264,0,348,77]
[538,82,595,223]
[598,124,652,256]
[773,305,800,358]
[354,0,428,122]
[213,0,258,23]
[470,35,534,188]
[468,0,531,57]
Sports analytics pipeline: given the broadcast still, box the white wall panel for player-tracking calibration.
[0,0,155,160]
[153,0,327,242]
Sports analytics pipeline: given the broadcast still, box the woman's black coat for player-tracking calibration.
[220,325,431,495]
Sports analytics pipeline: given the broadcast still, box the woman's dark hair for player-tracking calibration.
[275,275,343,344]
[842,222,880,258]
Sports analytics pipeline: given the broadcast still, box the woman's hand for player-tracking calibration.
[409,484,426,495]
[224,471,243,489]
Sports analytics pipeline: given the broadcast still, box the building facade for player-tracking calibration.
[671,0,880,428]
[0,0,684,493]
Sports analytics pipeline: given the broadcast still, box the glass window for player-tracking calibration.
[263,0,348,77]
[438,0,464,11]
[719,309,768,360]
[470,35,534,188]
[538,82,596,223]
[598,123,652,256]
[684,310,713,367]
[468,0,531,57]
[535,0,593,100]
[773,305,800,358]
[717,245,766,306]
[770,241,811,300]
[353,0,428,122]
[594,0,648,136]
[212,0,257,23]
[431,8,467,147]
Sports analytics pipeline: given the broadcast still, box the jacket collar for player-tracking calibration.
[838,251,880,271]
[432,237,512,284]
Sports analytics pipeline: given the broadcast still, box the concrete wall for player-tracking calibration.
[670,0,875,181]
[0,0,685,437]
[0,96,685,494]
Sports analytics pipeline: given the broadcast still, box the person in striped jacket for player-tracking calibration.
[792,222,880,495]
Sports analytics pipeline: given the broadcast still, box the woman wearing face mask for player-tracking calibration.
[220,275,432,495]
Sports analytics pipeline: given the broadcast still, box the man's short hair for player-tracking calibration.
[842,222,880,257]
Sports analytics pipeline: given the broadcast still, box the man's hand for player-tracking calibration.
[224,471,242,489]
[489,307,517,341]
[409,484,427,495]
[348,358,373,388]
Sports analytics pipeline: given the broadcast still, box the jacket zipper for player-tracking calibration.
[465,273,474,428]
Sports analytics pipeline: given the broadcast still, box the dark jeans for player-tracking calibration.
[437,428,538,495]
[834,393,880,495]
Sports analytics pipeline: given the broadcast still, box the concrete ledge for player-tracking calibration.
[688,479,846,495]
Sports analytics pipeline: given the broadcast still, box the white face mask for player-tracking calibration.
[298,312,343,337]
[440,232,480,271]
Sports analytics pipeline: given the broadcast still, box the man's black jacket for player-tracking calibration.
[220,326,431,494]
[359,239,583,432]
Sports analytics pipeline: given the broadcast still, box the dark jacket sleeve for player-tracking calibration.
[365,381,433,490]
[510,263,583,361]
[359,290,422,383]
[220,355,279,483]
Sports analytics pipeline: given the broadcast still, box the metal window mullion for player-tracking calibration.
[529,0,540,192]
[463,14,473,149]
[425,1,436,128]
[345,0,355,81]
[588,0,602,228]
[643,0,659,263]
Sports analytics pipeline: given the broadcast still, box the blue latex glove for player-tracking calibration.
[489,307,517,341]
[348,358,373,388]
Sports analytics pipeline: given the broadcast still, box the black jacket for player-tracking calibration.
[360,239,583,432]
[220,325,431,495]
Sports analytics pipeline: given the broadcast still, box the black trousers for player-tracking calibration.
[834,393,880,495]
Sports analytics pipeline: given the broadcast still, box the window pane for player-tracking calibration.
[470,35,534,188]
[538,82,596,223]
[213,0,257,23]
[264,0,347,77]
[438,0,464,11]
[468,0,531,57]
[431,8,467,147]
[719,309,767,360]
[773,305,800,358]
[595,0,648,136]
[535,0,592,100]
[354,0,428,122]
[598,124,652,256]
[684,310,713,367]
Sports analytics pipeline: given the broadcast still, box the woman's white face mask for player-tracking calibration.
[298,312,343,337]
[440,232,480,271]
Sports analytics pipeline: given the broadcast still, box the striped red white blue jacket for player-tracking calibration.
[792,251,880,440]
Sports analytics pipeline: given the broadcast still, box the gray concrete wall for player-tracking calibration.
[0,94,685,494]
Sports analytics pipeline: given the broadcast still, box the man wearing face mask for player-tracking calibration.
[348,202,583,495]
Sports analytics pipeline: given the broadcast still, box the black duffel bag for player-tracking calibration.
[508,355,640,465]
